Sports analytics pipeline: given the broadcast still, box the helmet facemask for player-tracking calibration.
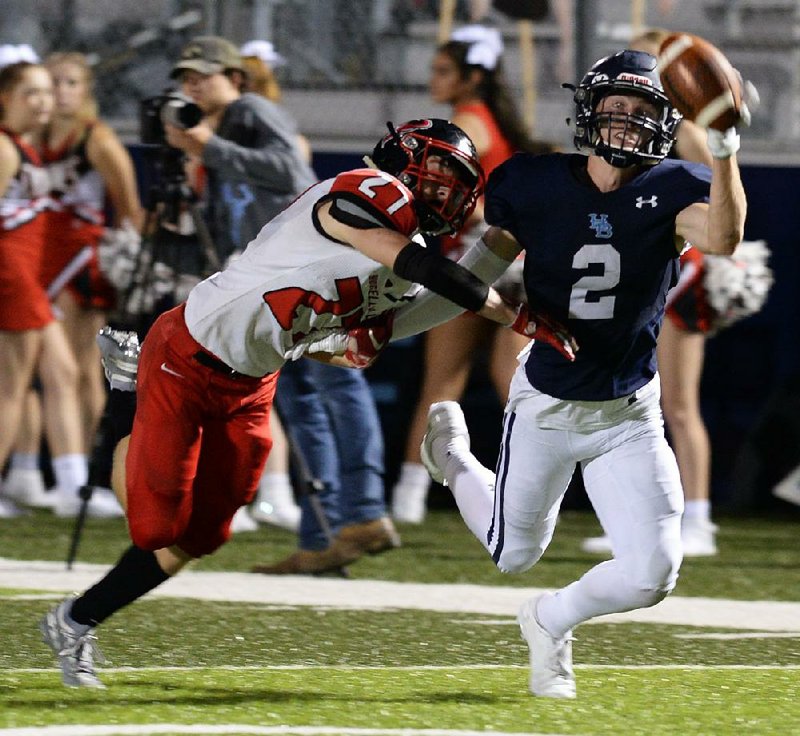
[370,120,484,236]
[569,50,682,168]
[589,92,673,168]
[398,134,481,235]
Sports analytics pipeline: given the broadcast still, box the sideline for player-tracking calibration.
[1,557,799,631]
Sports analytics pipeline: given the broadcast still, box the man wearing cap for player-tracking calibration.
[165,35,315,263]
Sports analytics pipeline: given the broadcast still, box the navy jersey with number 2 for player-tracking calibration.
[485,153,711,401]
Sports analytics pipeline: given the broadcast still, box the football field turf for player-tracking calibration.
[0,510,798,735]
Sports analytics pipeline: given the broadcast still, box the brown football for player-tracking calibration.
[657,33,743,131]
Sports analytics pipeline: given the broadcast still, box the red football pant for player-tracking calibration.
[126,304,279,557]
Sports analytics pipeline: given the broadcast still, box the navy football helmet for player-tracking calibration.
[568,50,682,168]
[369,119,484,236]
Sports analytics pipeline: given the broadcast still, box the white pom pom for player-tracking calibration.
[703,240,773,333]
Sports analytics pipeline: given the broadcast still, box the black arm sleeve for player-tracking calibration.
[393,242,490,313]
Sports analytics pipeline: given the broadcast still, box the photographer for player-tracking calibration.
[87,37,316,531]
[164,35,315,263]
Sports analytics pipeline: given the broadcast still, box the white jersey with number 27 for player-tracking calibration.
[184,169,420,376]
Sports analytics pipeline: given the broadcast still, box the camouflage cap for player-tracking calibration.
[170,36,243,78]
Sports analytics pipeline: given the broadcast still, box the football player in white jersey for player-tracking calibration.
[39,118,576,688]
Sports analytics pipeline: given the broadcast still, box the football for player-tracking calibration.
[656,33,743,131]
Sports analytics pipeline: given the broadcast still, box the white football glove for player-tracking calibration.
[283,330,350,361]
[707,127,740,159]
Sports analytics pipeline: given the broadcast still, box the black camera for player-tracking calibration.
[139,91,203,146]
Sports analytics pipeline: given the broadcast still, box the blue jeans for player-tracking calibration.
[275,360,386,550]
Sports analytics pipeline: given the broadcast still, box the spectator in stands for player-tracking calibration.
[391,24,552,524]
[239,40,399,571]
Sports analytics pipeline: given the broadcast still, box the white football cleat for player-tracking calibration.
[518,595,576,699]
[40,597,106,689]
[681,517,718,557]
[420,401,470,486]
[96,327,140,392]
[580,534,612,555]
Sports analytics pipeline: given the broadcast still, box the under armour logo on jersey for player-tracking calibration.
[588,213,613,238]
[635,195,658,208]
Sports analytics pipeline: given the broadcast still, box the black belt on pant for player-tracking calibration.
[193,350,252,379]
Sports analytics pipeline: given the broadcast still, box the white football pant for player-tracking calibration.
[443,364,684,638]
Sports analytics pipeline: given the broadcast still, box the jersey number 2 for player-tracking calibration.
[568,243,620,320]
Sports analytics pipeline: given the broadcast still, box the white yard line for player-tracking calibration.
[1,557,799,631]
[6,663,800,675]
[0,727,567,736]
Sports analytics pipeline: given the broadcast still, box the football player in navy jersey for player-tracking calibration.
[420,50,747,699]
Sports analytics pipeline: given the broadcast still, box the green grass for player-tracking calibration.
[0,509,799,734]
[2,667,799,735]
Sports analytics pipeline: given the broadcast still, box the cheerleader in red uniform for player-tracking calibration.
[4,54,141,516]
[43,52,143,452]
[0,62,88,517]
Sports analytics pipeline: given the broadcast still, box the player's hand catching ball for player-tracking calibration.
[657,33,758,159]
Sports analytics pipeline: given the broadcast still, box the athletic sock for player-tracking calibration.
[683,499,711,523]
[51,453,88,494]
[396,462,430,488]
[10,453,39,472]
[69,545,170,627]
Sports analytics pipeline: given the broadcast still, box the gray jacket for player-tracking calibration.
[202,92,316,261]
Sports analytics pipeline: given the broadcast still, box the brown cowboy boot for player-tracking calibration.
[251,546,356,575]
[330,516,401,558]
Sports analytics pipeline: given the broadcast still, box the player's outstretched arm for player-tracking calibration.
[317,202,518,326]
[675,138,746,257]
[391,227,521,340]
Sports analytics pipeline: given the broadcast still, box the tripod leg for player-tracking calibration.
[66,485,94,570]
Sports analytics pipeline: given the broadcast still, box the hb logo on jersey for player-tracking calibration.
[588,213,613,238]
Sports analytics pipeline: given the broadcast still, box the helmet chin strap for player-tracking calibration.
[598,146,639,168]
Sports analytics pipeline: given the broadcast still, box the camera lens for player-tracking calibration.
[161,97,203,130]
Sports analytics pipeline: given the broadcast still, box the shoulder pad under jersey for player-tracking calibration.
[327,168,418,238]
